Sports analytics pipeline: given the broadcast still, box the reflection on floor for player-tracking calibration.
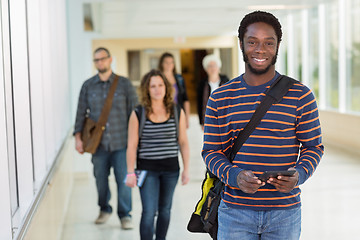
[61,115,360,240]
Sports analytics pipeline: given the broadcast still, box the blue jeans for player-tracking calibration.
[91,148,131,219]
[139,170,179,240]
[217,200,301,240]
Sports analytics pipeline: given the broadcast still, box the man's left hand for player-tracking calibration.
[267,167,299,193]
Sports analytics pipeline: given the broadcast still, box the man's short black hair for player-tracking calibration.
[94,47,111,57]
[238,11,282,44]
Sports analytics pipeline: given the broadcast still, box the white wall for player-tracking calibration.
[320,111,360,155]
[0,0,71,238]
[67,0,102,122]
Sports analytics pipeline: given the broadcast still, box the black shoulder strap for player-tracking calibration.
[173,104,181,139]
[134,105,146,139]
[227,75,298,161]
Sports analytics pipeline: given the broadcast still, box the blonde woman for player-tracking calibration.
[125,69,190,240]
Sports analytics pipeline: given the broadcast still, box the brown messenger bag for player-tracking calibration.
[81,75,119,154]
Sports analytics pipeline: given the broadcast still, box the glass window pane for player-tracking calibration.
[295,13,302,81]
[127,50,140,81]
[326,2,339,109]
[1,14,19,215]
[309,7,320,99]
[350,0,360,112]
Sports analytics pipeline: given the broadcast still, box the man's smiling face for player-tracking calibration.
[241,22,279,75]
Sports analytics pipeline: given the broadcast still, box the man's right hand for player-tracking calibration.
[237,170,265,194]
[75,133,84,154]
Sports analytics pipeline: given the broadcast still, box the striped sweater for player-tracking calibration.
[202,73,324,210]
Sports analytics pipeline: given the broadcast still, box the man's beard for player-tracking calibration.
[241,45,278,75]
[97,67,108,74]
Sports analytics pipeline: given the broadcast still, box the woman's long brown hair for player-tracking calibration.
[140,69,174,117]
[158,52,177,75]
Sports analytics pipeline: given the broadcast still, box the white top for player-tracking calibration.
[209,80,221,94]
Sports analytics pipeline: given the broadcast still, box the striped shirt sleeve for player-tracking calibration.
[295,87,324,185]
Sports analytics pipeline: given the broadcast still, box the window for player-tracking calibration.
[127,50,140,81]
[350,0,360,112]
[309,8,320,100]
[326,2,339,109]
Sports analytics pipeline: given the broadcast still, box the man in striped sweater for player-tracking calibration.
[202,11,324,239]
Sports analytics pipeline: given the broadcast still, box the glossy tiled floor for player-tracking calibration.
[61,115,360,240]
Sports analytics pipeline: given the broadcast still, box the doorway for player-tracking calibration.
[126,48,233,116]
[179,48,233,115]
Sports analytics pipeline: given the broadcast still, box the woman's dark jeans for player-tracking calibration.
[139,170,179,240]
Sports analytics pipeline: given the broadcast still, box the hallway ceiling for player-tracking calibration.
[85,0,330,39]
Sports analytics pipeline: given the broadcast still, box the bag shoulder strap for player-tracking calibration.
[134,105,146,139]
[173,104,181,139]
[97,75,119,127]
[228,75,298,161]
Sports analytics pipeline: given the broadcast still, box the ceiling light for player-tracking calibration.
[247,5,309,10]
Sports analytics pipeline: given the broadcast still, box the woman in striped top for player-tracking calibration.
[125,69,190,240]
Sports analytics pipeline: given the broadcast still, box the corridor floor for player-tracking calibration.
[61,115,360,240]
